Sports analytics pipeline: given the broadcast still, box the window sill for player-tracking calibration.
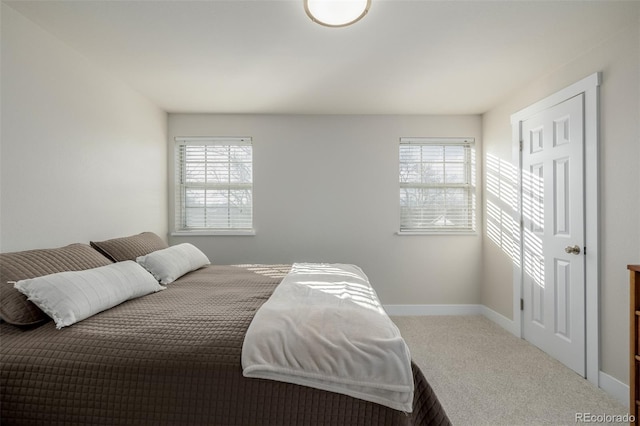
[396,231,477,236]
[171,229,256,237]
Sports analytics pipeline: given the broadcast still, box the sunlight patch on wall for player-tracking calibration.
[486,153,546,289]
[485,154,520,267]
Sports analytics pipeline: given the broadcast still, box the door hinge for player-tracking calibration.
[520,298,524,311]
[519,140,523,152]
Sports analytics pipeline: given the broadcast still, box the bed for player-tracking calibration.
[0,233,451,425]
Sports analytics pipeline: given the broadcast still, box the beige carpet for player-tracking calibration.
[392,315,629,425]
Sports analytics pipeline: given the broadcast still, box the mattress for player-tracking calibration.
[1,264,450,425]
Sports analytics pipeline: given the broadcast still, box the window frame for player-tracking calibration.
[398,137,476,235]
[172,137,255,236]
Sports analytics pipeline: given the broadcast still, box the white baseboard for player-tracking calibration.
[383,304,482,316]
[599,371,629,408]
[383,303,517,332]
[481,305,520,336]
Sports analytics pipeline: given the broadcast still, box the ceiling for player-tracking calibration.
[5,0,639,115]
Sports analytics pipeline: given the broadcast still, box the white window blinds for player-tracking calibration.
[175,137,253,232]
[399,137,476,233]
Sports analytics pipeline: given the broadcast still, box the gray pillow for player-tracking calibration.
[90,232,168,262]
[0,243,113,326]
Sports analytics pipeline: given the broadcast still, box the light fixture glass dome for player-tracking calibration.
[304,0,371,28]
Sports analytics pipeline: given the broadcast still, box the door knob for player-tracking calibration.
[565,245,581,255]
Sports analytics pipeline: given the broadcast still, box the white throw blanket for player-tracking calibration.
[242,263,414,412]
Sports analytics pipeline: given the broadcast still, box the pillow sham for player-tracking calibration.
[90,232,168,262]
[14,261,164,329]
[136,243,210,285]
[0,243,113,326]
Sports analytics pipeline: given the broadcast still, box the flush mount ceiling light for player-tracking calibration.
[304,0,371,28]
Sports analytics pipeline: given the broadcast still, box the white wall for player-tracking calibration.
[0,4,168,251]
[481,12,640,384]
[169,114,482,305]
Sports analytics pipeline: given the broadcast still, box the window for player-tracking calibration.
[399,137,476,233]
[174,137,253,234]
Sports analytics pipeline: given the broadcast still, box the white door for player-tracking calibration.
[520,94,585,376]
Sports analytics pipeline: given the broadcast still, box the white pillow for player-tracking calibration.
[14,261,164,329]
[136,243,210,285]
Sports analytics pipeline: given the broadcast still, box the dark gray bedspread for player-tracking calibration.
[1,264,450,425]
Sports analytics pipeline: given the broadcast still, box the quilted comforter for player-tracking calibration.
[1,264,450,425]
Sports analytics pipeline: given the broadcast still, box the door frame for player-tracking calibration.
[510,72,600,385]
